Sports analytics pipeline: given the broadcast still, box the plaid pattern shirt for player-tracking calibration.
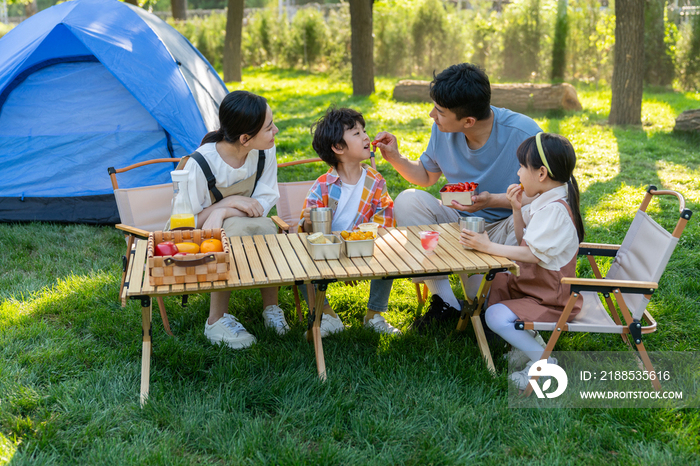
[299,165,395,230]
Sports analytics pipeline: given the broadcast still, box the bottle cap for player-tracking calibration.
[170,170,189,182]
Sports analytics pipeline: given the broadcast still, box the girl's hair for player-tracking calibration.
[516,133,585,242]
[201,90,268,145]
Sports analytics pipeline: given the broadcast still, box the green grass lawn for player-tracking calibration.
[1,68,699,465]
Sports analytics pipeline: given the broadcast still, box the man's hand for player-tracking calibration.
[449,191,491,213]
[372,131,401,165]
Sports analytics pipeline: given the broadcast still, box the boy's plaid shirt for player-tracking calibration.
[299,165,395,230]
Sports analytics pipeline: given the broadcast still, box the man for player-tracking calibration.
[373,63,541,330]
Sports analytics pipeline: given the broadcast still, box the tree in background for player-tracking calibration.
[550,0,568,82]
[644,0,674,86]
[609,0,644,125]
[172,0,187,20]
[502,0,541,81]
[223,0,244,82]
[349,0,374,96]
[680,9,700,90]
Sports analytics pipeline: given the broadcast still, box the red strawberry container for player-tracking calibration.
[440,182,479,206]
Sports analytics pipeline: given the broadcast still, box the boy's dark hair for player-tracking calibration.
[429,63,491,121]
[312,107,366,168]
[517,133,585,243]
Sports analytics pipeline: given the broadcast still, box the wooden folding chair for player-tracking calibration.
[510,186,692,395]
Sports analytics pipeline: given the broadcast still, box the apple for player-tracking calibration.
[155,241,178,256]
[174,252,189,256]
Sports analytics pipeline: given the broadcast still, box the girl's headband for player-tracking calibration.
[535,132,553,177]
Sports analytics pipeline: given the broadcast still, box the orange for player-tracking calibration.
[175,242,200,254]
[200,238,223,253]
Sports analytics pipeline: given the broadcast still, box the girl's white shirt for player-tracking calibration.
[182,142,280,223]
[521,184,579,271]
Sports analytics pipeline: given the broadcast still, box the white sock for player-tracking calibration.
[424,278,461,310]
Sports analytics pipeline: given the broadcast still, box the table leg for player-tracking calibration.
[458,273,497,374]
[139,296,152,406]
[305,283,328,381]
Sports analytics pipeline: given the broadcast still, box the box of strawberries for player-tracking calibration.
[440,182,479,206]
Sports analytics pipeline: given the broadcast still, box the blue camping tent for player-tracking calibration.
[0,0,228,223]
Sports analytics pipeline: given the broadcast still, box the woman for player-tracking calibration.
[179,90,289,349]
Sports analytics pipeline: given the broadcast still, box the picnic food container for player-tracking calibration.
[310,207,333,234]
[358,222,379,234]
[341,231,377,258]
[459,216,485,249]
[307,234,341,260]
[440,182,479,206]
[147,228,230,285]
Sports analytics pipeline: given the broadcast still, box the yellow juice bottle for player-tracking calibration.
[169,170,195,230]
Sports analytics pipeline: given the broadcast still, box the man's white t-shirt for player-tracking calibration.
[331,171,367,231]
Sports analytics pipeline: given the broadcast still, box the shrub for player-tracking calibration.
[678,12,700,91]
[286,7,328,69]
[411,0,448,76]
[374,0,414,77]
[501,0,543,81]
[168,13,226,71]
[323,5,351,77]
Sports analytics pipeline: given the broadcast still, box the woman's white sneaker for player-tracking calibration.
[320,313,345,337]
[204,313,256,349]
[262,305,290,335]
[364,314,401,335]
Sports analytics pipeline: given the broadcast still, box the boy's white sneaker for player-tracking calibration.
[320,313,345,337]
[262,305,290,335]
[364,314,401,335]
[204,313,256,349]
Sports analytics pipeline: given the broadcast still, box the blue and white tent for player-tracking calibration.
[0,0,228,223]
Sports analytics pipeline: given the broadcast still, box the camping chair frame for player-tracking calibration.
[513,186,692,396]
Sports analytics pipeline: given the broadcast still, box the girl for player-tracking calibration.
[460,132,584,389]
[179,90,290,349]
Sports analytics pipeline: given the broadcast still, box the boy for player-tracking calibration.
[299,107,399,336]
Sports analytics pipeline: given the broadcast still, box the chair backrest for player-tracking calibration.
[277,180,316,233]
[276,158,324,233]
[606,210,678,319]
[113,183,173,232]
[605,187,691,320]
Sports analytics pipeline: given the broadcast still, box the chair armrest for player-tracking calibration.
[578,243,620,257]
[271,215,289,232]
[562,277,658,294]
[116,223,151,238]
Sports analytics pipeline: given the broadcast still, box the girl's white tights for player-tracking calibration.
[484,303,545,363]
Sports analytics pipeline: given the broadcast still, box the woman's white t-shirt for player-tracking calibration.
[521,184,579,271]
[182,142,279,224]
[331,171,367,231]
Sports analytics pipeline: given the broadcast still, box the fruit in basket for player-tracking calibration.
[175,242,200,254]
[341,230,375,241]
[441,182,478,192]
[155,241,178,256]
[201,238,224,253]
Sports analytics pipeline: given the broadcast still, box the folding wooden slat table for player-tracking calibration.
[123,224,518,405]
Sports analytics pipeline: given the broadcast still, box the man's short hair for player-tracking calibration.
[429,63,491,121]
[312,107,365,168]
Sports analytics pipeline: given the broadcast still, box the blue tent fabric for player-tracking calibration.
[0,0,227,223]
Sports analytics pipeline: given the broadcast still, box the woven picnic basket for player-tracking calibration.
[147,229,230,285]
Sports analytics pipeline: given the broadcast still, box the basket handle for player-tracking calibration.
[163,254,216,267]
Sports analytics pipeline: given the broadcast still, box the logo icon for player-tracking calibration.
[528,359,568,398]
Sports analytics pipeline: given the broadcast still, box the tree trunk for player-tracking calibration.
[644,0,673,86]
[609,0,645,126]
[123,0,139,5]
[392,80,582,112]
[349,0,375,96]
[674,109,700,132]
[24,0,38,17]
[223,0,244,83]
[551,0,568,82]
[171,0,187,21]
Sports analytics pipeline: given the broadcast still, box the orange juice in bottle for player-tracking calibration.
[169,170,195,230]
